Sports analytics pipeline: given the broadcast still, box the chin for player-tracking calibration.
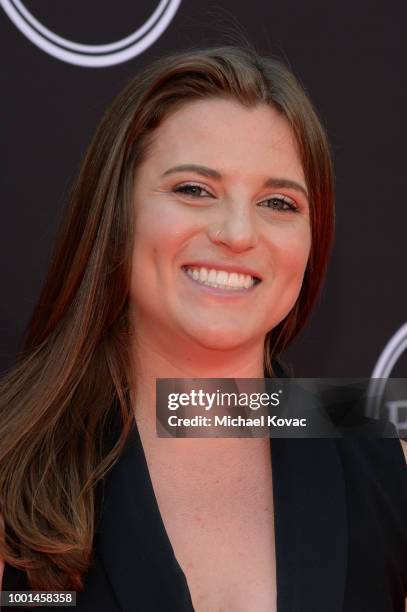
[182,325,253,352]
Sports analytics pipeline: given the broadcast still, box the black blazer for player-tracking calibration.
[3,396,407,611]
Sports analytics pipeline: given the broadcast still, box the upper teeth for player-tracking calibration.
[184,266,256,289]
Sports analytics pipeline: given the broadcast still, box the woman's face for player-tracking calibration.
[130,98,311,352]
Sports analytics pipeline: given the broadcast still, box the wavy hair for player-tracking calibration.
[0,44,334,590]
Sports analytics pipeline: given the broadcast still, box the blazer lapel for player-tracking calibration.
[272,437,348,612]
[95,402,348,612]
[94,419,194,612]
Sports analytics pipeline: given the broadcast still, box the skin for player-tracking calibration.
[129,98,311,424]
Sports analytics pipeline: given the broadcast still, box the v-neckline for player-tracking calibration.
[132,420,277,610]
[95,399,348,612]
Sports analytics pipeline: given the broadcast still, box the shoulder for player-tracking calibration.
[336,435,407,501]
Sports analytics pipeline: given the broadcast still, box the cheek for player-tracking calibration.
[273,223,311,281]
[134,204,178,243]
[132,200,185,257]
[261,225,311,327]
[130,201,194,293]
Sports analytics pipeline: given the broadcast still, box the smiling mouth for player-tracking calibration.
[181,265,261,291]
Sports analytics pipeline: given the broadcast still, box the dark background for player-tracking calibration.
[1,0,406,379]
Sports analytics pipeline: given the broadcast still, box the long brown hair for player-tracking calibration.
[0,44,334,590]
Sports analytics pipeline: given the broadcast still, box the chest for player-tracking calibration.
[143,439,277,612]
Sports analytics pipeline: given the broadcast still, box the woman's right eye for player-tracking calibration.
[172,183,213,198]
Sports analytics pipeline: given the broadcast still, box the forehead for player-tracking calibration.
[142,97,305,184]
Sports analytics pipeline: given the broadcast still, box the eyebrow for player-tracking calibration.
[162,164,309,200]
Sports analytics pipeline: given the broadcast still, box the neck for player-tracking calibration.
[128,326,268,456]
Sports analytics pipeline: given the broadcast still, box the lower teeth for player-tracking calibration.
[203,283,244,290]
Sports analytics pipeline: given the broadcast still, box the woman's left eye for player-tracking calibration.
[258,196,298,212]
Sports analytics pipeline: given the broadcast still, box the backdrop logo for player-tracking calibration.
[0,0,182,67]
[367,322,407,435]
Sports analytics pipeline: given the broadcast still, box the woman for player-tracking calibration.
[1,45,406,611]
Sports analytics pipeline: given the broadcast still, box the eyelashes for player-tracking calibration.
[172,182,299,213]
[257,196,299,213]
[173,183,210,198]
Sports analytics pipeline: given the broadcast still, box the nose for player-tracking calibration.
[210,206,259,253]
